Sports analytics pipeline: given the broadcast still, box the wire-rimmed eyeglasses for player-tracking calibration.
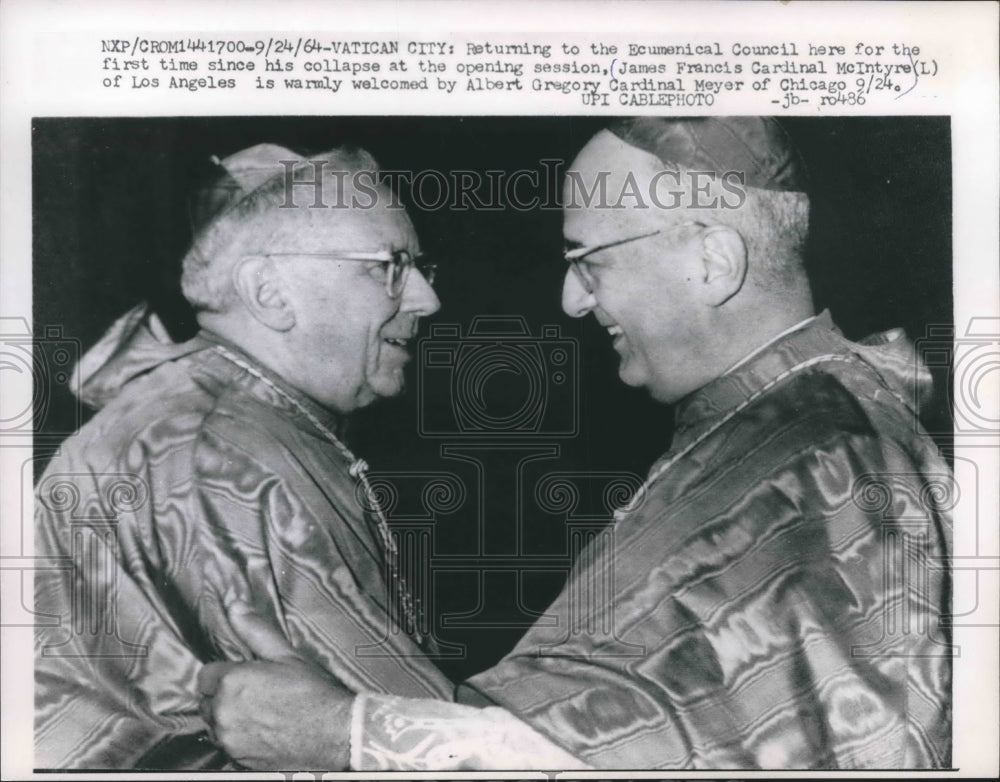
[264,250,437,299]
[563,222,698,294]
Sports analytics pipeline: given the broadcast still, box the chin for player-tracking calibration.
[617,361,647,390]
[368,376,407,401]
[647,387,682,404]
[620,368,678,404]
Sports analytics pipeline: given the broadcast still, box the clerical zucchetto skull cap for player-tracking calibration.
[607,117,808,193]
[188,143,305,238]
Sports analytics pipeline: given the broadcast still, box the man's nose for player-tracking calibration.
[561,268,595,318]
[401,267,441,316]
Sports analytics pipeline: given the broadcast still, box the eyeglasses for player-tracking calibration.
[563,222,698,294]
[264,250,437,299]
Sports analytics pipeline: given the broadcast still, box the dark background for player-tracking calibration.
[33,116,952,679]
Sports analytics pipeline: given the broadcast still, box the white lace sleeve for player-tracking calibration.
[350,692,590,771]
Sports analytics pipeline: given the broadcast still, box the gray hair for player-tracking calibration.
[721,185,810,290]
[654,167,810,291]
[180,146,381,313]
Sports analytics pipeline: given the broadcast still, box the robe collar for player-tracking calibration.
[197,329,346,439]
[73,303,345,437]
[671,310,932,451]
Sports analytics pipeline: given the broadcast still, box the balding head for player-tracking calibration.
[179,143,440,414]
[181,145,389,314]
[604,117,811,292]
[561,117,815,403]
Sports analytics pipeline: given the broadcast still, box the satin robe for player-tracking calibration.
[352,314,952,770]
[34,308,452,769]
[459,314,952,768]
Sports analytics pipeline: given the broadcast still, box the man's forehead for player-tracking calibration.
[569,129,666,178]
[562,130,672,241]
[265,196,418,249]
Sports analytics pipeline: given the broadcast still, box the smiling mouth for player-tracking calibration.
[606,324,626,351]
[383,337,411,349]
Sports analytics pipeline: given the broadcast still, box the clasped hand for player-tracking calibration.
[196,602,353,770]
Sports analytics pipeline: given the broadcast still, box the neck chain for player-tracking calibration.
[213,345,423,644]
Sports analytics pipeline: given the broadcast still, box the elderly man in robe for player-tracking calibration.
[198,117,952,772]
[33,144,449,769]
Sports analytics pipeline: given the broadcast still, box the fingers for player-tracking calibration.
[227,600,301,663]
[197,661,238,696]
[196,664,241,750]
[198,693,216,740]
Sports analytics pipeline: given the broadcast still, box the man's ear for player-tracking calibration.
[232,256,296,331]
[698,225,747,306]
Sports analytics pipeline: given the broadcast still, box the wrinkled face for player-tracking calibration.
[265,191,440,413]
[562,131,709,404]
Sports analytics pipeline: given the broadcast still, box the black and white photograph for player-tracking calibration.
[2,1,998,778]
[28,115,955,771]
